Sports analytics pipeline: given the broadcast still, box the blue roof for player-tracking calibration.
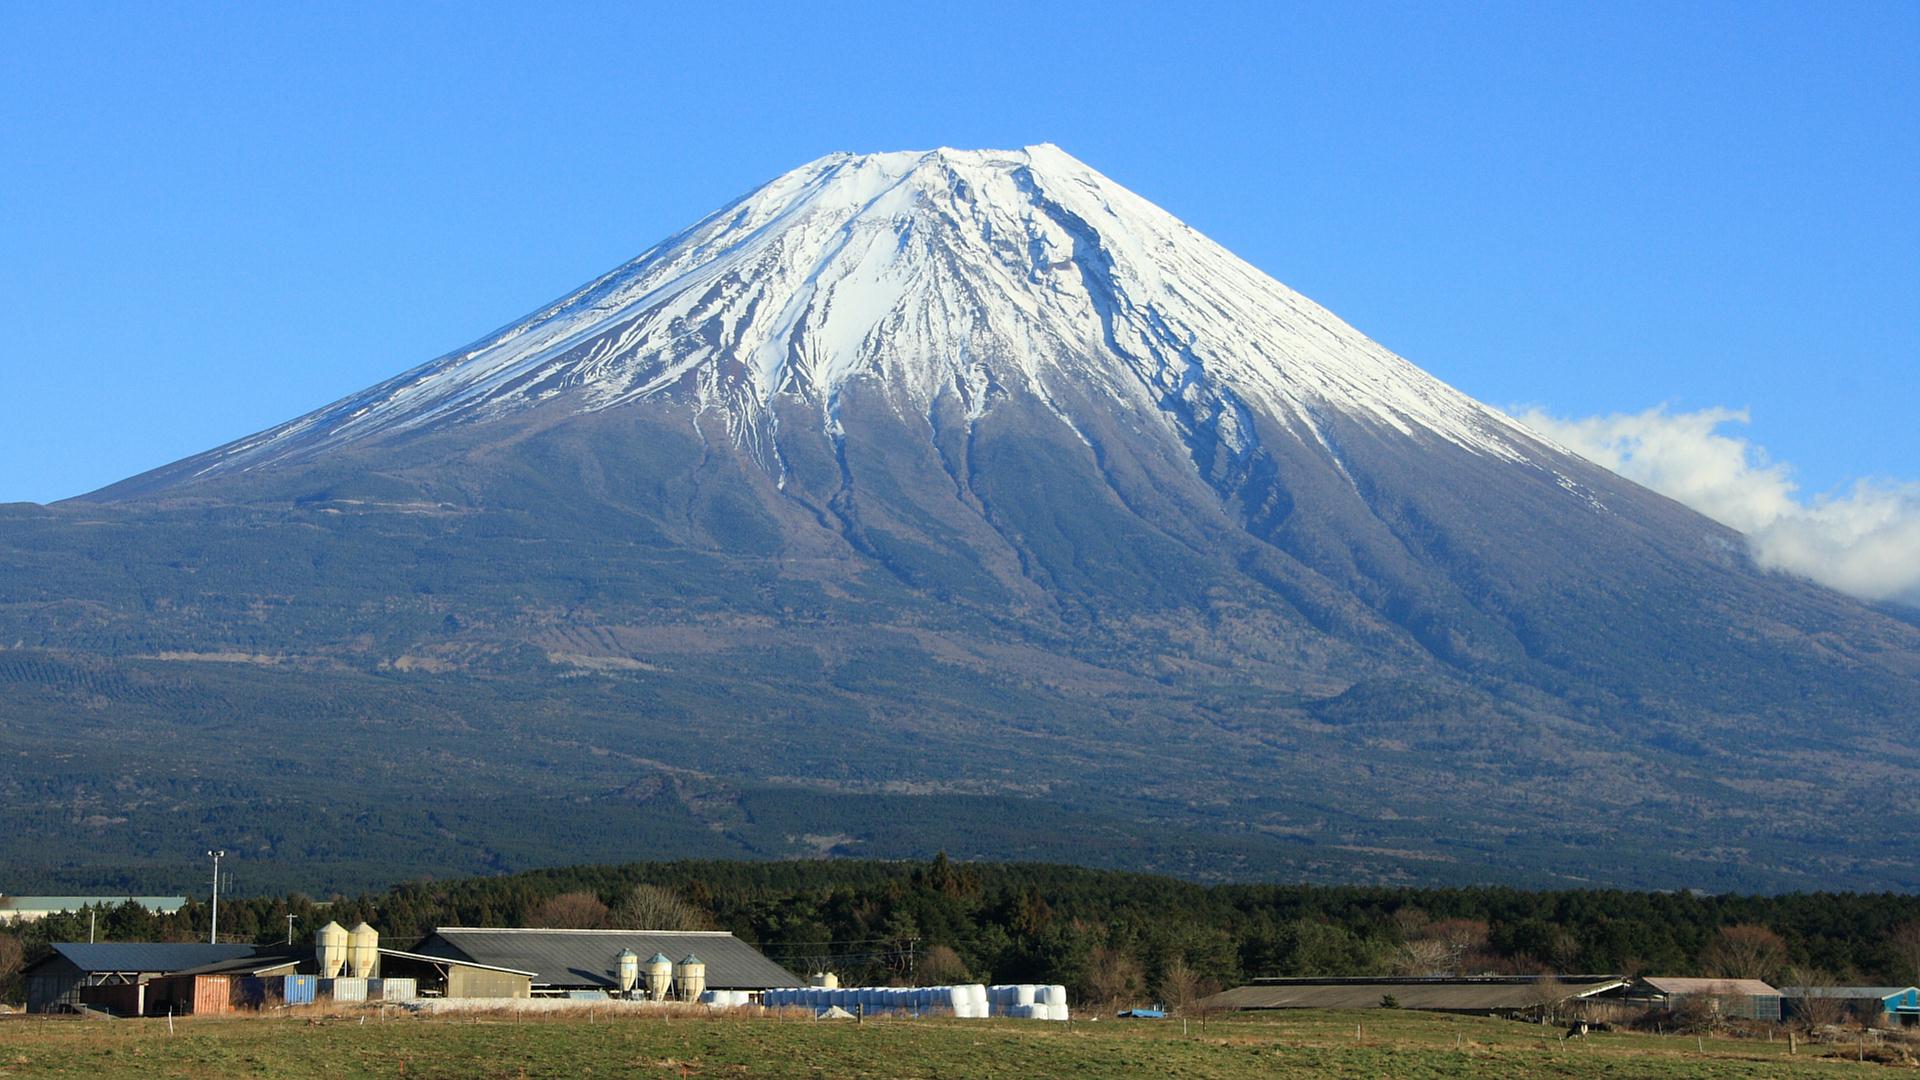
[49,942,256,973]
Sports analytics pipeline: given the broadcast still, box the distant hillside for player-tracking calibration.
[7,859,1920,1003]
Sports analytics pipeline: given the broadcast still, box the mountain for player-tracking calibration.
[6,146,1920,895]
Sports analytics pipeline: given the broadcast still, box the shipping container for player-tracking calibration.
[149,974,232,1016]
[283,974,317,1006]
[324,977,368,1003]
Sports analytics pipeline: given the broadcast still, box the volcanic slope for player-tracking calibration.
[6,145,1919,893]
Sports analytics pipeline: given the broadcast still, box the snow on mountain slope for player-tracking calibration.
[186,145,1545,486]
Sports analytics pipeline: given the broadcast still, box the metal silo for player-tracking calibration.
[316,921,349,979]
[674,954,706,1001]
[616,949,640,997]
[347,922,379,978]
[645,952,673,1001]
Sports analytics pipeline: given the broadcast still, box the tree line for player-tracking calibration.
[8,857,1920,1007]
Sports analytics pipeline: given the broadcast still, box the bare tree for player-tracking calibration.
[1891,922,1920,987]
[1702,924,1788,983]
[1390,938,1452,976]
[1158,956,1204,1013]
[1426,918,1490,971]
[1085,944,1145,1008]
[0,934,22,1002]
[609,884,711,931]
[1546,928,1582,974]
[1670,992,1727,1035]
[1784,966,1847,1030]
[917,945,971,985]
[527,891,610,929]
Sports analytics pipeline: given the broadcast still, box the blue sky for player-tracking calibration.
[1,2,1914,508]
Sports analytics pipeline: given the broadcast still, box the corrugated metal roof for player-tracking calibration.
[1203,976,1628,1012]
[0,896,186,913]
[48,942,256,974]
[1640,977,1781,997]
[1780,986,1917,999]
[172,953,306,977]
[377,947,536,977]
[413,928,801,990]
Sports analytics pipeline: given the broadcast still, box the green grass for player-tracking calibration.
[0,1009,1887,1079]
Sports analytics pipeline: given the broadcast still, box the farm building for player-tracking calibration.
[1197,975,1629,1016]
[407,928,802,997]
[22,942,255,1013]
[0,895,186,924]
[374,947,534,999]
[1602,977,1784,1022]
[1780,986,1920,1026]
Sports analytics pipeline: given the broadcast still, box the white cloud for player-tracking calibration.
[1518,405,1920,607]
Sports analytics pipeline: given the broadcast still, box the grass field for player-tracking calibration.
[0,1008,1899,1078]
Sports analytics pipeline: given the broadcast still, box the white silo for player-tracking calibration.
[674,954,707,1001]
[347,922,380,978]
[316,921,349,979]
[616,949,640,997]
[809,971,839,988]
[645,952,673,1000]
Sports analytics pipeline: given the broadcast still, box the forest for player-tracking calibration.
[7,857,1920,1007]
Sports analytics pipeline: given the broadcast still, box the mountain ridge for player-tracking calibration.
[8,146,1920,894]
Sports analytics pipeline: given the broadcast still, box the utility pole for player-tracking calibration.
[206,849,226,944]
[287,913,297,945]
[89,910,96,944]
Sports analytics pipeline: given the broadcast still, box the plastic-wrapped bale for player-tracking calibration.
[1016,984,1037,1006]
[968,983,989,1018]
[1048,1002,1069,1021]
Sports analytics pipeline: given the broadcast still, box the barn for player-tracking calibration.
[1605,976,1784,1022]
[1198,975,1629,1017]
[407,928,801,997]
[1780,986,1920,1026]
[22,942,256,1013]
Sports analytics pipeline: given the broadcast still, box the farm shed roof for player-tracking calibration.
[0,896,186,915]
[172,952,306,977]
[1202,975,1629,1012]
[410,928,801,990]
[1638,977,1781,997]
[38,942,256,974]
[1780,986,1917,999]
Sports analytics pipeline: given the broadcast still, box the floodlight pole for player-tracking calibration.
[206,849,226,943]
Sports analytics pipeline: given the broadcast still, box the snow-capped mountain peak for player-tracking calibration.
[191,145,1538,481]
